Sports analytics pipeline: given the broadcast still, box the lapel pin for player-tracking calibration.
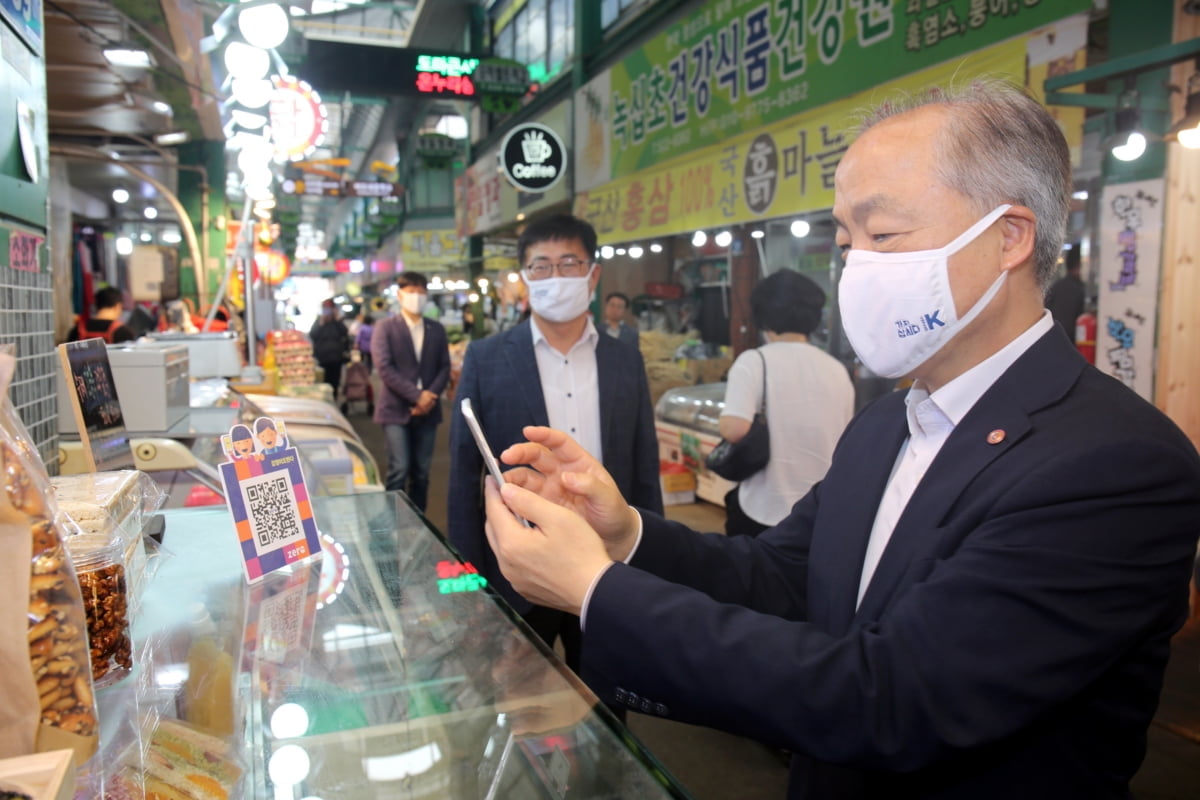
[986,429,1006,445]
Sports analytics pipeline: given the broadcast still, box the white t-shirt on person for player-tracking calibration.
[721,341,854,526]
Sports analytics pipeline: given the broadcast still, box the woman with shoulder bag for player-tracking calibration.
[717,270,854,537]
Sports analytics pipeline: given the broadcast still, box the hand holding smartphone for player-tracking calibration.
[461,398,532,527]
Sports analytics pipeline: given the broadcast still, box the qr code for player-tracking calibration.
[246,474,301,547]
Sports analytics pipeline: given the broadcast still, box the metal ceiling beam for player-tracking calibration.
[1044,37,1200,91]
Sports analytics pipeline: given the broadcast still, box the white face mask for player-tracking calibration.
[837,204,1011,379]
[525,265,595,323]
[400,292,427,316]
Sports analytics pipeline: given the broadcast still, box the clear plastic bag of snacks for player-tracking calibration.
[0,349,98,763]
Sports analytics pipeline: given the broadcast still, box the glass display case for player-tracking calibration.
[654,383,726,436]
[653,384,734,506]
[191,380,381,490]
[88,492,690,799]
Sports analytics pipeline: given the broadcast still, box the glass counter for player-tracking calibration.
[91,492,689,799]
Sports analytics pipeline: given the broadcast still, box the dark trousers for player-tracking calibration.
[321,361,343,393]
[383,416,439,510]
[724,486,770,537]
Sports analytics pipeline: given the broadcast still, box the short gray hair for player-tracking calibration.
[859,78,1070,290]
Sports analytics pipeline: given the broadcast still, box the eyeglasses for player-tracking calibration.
[523,257,592,280]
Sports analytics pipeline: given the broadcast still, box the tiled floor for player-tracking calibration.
[351,404,1200,799]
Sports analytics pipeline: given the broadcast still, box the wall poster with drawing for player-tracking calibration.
[1097,179,1163,403]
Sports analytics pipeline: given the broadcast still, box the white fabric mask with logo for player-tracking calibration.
[837,204,1011,379]
[525,265,595,323]
[400,292,427,316]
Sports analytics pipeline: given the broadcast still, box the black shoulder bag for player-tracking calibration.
[705,349,770,481]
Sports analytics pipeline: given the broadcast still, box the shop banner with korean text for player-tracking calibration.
[575,35,1023,244]
[1097,179,1163,403]
[574,0,1089,191]
[399,229,464,271]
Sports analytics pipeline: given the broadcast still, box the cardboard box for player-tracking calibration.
[0,749,75,800]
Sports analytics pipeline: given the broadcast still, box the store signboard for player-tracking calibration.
[574,36,1022,244]
[0,0,43,55]
[574,0,1088,190]
[1097,179,1163,403]
[461,146,504,235]
[399,229,463,270]
[270,76,329,162]
[461,102,571,236]
[500,123,567,192]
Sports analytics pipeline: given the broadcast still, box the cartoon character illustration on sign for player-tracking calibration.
[224,424,257,460]
[254,417,289,458]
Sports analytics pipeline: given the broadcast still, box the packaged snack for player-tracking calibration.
[0,350,99,763]
[51,469,166,606]
[65,534,132,686]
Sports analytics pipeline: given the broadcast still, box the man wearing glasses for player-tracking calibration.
[448,213,663,673]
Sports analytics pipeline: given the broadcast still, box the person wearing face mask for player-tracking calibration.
[372,272,451,510]
[478,80,1200,798]
[309,299,351,392]
[448,213,662,676]
[718,270,854,537]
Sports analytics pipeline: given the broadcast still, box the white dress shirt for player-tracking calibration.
[530,316,604,464]
[855,311,1055,608]
[405,312,424,387]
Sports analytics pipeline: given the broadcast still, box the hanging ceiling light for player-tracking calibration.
[750,229,765,239]
[223,41,270,81]
[111,187,130,204]
[790,219,811,238]
[1110,84,1149,162]
[714,230,733,248]
[691,230,707,247]
[238,2,290,50]
[600,245,615,259]
[1165,71,1200,150]
[102,45,153,69]
[231,78,274,109]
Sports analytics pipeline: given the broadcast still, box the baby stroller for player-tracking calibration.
[340,359,374,416]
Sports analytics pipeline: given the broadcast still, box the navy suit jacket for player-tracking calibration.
[448,319,663,615]
[371,314,451,426]
[583,327,1200,798]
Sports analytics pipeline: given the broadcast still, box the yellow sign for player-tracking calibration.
[574,37,1025,245]
[399,230,462,271]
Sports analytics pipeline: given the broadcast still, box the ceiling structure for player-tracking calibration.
[44,0,475,270]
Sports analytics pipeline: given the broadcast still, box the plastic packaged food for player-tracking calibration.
[50,469,166,604]
[0,349,99,763]
[65,534,132,687]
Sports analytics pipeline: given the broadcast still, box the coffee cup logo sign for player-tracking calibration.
[501,123,567,192]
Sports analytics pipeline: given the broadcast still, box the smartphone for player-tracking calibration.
[461,398,531,527]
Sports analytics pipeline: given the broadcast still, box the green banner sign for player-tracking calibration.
[574,0,1089,189]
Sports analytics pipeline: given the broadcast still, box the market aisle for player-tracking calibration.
[345,400,1200,800]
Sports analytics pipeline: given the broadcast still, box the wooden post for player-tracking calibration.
[728,225,759,358]
[1155,8,1200,449]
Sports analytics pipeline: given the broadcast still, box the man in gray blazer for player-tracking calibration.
[372,272,450,511]
[448,214,662,672]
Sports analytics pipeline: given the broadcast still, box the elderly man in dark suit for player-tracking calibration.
[372,271,450,511]
[448,213,662,673]
[482,81,1200,799]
